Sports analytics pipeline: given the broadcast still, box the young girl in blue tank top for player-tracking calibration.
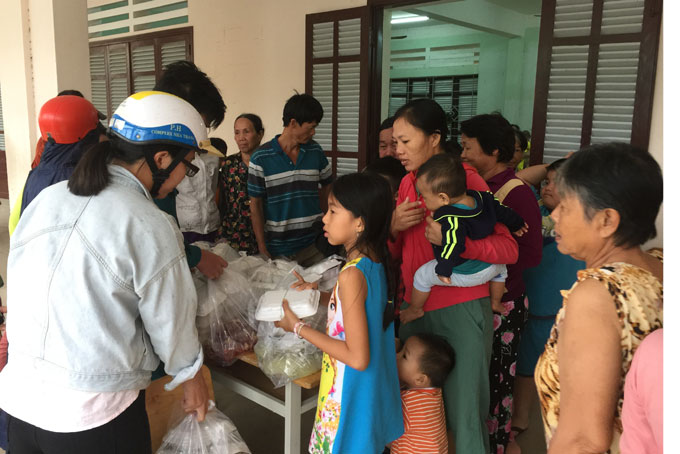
[276,172,404,454]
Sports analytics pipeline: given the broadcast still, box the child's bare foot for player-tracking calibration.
[437,275,452,285]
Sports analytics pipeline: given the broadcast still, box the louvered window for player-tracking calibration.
[390,43,480,72]
[306,8,369,177]
[88,0,189,40]
[531,0,661,163]
[89,27,192,118]
[388,75,478,143]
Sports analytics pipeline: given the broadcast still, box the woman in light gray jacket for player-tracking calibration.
[0,91,218,454]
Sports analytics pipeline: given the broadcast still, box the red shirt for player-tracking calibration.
[389,163,519,311]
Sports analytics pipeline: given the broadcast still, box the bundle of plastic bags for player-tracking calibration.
[253,305,327,388]
[196,267,259,366]
[157,401,250,454]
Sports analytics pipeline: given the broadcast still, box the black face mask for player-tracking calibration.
[144,149,190,198]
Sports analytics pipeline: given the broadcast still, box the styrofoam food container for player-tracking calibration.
[255,289,320,322]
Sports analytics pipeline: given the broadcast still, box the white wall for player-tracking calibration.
[0,0,90,205]
[188,0,367,153]
[644,23,663,250]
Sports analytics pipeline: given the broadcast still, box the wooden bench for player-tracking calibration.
[208,351,321,454]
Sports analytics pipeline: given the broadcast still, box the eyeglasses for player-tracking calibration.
[182,158,200,177]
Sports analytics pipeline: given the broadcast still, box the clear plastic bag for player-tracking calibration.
[198,269,259,366]
[303,255,344,292]
[157,401,251,454]
[253,306,327,388]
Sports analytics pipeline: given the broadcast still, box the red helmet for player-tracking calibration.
[38,95,99,144]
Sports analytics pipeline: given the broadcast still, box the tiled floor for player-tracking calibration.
[0,198,546,454]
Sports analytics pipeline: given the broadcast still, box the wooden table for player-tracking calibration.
[208,351,321,454]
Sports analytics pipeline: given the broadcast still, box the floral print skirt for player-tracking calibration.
[487,294,528,454]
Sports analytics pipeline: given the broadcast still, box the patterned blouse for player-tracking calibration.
[216,153,258,255]
[535,249,663,453]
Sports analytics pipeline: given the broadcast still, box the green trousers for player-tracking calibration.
[399,297,493,454]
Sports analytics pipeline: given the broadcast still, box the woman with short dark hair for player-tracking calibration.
[535,142,663,454]
[460,112,543,452]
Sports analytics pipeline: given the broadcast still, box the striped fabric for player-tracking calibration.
[247,135,333,256]
[391,388,448,454]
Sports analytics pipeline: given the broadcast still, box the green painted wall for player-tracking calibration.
[388,26,539,132]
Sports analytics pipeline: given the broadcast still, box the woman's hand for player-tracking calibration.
[424,216,443,246]
[391,197,426,236]
[258,243,272,260]
[399,304,425,325]
[196,250,228,279]
[290,270,319,291]
[274,299,300,333]
[182,372,210,422]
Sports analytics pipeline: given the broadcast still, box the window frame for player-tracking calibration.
[89,26,193,118]
[305,7,371,176]
[529,0,662,164]
[388,74,479,142]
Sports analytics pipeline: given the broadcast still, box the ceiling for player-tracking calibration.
[476,0,541,16]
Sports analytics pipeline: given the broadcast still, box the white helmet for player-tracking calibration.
[108,91,223,157]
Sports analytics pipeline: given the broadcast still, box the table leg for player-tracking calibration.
[284,381,302,454]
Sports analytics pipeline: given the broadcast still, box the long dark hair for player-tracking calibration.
[68,135,186,196]
[330,172,396,330]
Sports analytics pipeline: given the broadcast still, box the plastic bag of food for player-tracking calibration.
[157,401,251,454]
[198,269,259,366]
[253,305,327,388]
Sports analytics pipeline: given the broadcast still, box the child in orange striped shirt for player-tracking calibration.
[390,333,456,454]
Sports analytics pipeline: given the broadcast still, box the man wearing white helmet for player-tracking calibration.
[0,91,212,454]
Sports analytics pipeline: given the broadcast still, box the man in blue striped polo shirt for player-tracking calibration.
[248,94,333,266]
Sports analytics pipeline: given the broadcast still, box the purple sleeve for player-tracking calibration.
[502,185,542,269]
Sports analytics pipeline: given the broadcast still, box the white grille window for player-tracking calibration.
[312,22,334,58]
[543,45,589,162]
[312,63,333,150]
[388,75,478,142]
[533,0,660,163]
[590,42,640,143]
[601,0,645,35]
[307,9,367,176]
[338,19,361,57]
[89,29,191,118]
[337,61,360,153]
[553,0,594,38]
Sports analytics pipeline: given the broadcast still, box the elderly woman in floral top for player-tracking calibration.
[217,113,265,255]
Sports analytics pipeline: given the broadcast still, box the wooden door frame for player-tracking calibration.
[365,0,426,166]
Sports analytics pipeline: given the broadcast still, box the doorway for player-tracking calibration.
[378,0,542,145]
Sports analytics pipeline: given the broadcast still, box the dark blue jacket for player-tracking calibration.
[433,190,525,276]
[21,129,100,214]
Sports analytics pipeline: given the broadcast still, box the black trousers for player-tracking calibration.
[8,390,151,454]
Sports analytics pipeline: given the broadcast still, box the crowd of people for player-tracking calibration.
[0,59,663,454]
